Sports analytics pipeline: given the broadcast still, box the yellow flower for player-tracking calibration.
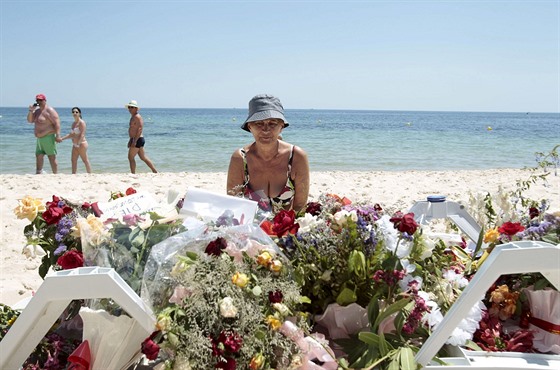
[13,196,45,222]
[232,272,250,288]
[269,259,283,273]
[265,315,282,330]
[249,353,265,370]
[484,227,500,244]
[156,313,172,331]
[257,251,273,267]
[72,215,105,245]
[489,285,519,320]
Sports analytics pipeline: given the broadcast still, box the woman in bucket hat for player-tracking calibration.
[227,94,310,213]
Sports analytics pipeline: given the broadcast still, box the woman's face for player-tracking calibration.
[248,119,284,142]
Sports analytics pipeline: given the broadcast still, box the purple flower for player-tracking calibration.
[54,244,67,256]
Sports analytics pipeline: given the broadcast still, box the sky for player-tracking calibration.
[1,0,559,112]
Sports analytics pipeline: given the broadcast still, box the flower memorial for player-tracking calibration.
[140,224,337,369]
[5,146,559,370]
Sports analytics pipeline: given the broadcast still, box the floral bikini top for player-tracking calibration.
[240,145,296,212]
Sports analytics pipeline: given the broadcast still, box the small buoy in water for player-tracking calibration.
[405,122,412,126]
[232,117,236,121]
[487,126,492,131]
[316,119,321,123]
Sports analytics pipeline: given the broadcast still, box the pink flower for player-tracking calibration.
[169,285,190,305]
[123,213,144,226]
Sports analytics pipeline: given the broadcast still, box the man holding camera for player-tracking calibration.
[27,94,62,174]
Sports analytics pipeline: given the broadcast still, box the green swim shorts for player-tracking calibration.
[36,134,57,155]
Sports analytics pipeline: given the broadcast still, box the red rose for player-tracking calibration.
[141,332,161,360]
[389,212,418,235]
[126,187,137,196]
[205,237,228,256]
[90,202,103,217]
[268,290,283,303]
[43,196,73,225]
[46,195,61,208]
[305,202,322,216]
[272,210,299,237]
[529,207,540,219]
[498,222,525,236]
[57,250,84,270]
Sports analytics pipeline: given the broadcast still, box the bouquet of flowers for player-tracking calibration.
[261,194,482,369]
[13,195,100,278]
[141,223,337,369]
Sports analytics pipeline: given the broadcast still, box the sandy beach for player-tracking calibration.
[1,169,558,307]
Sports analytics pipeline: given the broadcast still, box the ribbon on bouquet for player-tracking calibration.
[528,316,560,335]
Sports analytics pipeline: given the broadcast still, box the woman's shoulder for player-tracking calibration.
[283,142,307,157]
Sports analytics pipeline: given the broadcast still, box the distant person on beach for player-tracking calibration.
[61,107,92,174]
[126,100,157,174]
[27,93,61,174]
[227,94,309,213]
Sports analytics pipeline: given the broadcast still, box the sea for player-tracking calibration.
[0,107,558,175]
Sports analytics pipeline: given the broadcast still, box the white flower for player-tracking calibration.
[296,213,320,233]
[219,296,238,318]
[333,210,357,227]
[272,302,291,316]
[445,300,485,346]
[443,269,469,289]
[399,274,423,292]
[22,244,46,259]
[420,237,436,259]
[400,259,416,274]
[375,215,399,252]
[423,306,444,329]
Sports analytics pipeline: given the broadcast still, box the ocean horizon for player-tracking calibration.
[0,107,558,175]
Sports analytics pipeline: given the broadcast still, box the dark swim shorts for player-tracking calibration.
[128,137,146,148]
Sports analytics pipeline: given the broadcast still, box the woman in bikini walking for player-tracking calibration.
[61,107,92,174]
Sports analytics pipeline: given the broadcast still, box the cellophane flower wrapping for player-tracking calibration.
[79,213,185,297]
[140,223,329,369]
[79,307,148,370]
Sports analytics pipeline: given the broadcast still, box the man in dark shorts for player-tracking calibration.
[126,100,157,173]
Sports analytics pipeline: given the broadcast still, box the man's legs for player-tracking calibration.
[47,155,58,174]
[138,148,157,173]
[128,147,139,174]
[36,154,44,174]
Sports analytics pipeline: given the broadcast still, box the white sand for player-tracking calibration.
[1,169,558,306]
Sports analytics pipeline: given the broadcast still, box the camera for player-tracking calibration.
[33,103,39,107]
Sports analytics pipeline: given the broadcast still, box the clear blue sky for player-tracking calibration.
[1,0,558,112]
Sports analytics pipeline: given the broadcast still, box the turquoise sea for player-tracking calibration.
[0,107,558,174]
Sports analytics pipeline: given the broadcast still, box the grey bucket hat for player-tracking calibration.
[241,94,289,132]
